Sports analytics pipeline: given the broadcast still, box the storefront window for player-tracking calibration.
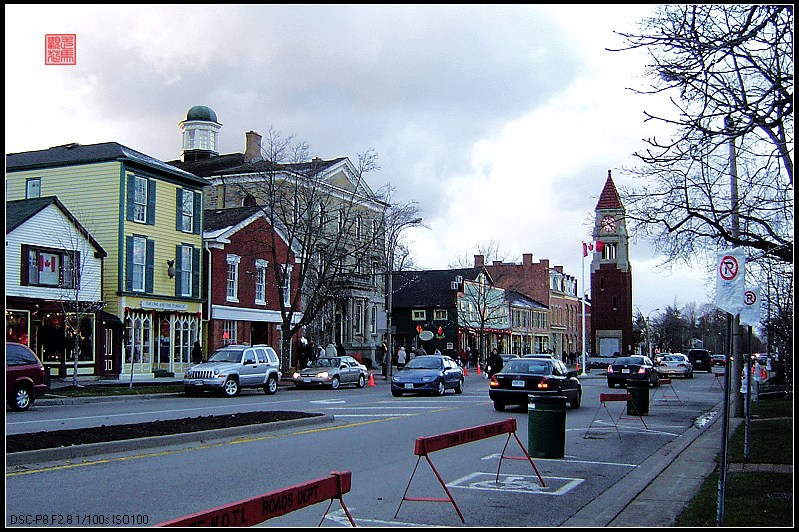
[6,310,30,346]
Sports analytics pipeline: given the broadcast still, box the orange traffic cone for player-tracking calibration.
[576,360,580,372]
[368,371,375,387]
[476,364,482,375]
[463,365,468,376]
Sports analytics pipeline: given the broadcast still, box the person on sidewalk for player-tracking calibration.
[191,341,203,365]
[397,346,407,369]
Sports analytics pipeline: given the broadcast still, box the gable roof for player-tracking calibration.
[392,267,489,308]
[6,142,210,187]
[595,170,624,211]
[6,196,106,256]
[203,206,300,256]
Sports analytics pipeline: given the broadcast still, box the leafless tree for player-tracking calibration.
[447,239,515,269]
[613,5,793,265]
[225,128,388,369]
[458,273,507,364]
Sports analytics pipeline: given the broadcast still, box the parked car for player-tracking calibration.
[711,354,726,367]
[607,355,659,388]
[656,353,693,379]
[184,344,281,397]
[687,348,712,373]
[6,341,48,411]
[489,357,581,411]
[292,356,367,389]
[391,355,464,396]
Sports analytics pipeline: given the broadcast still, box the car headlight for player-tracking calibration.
[421,376,434,382]
[292,372,301,379]
[317,371,329,379]
[213,368,221,376]
[392,375,400,382]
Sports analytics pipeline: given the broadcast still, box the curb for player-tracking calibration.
[6,413,335,467]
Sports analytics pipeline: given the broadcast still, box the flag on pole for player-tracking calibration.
[582,242,593,257]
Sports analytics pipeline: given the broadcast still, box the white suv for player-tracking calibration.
[184,344,281,397]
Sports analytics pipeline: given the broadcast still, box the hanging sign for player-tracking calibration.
[739,286,761,326]
[715,249,746,315]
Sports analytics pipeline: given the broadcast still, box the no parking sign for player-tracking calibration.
[715,249,746,315]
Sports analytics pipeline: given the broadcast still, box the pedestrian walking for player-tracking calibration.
[487,348,504,378]
[416,345,427,357]
[397,346,407,369]
[191,341,203,365]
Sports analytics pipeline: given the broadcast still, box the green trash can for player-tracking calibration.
[527,395,566,458]
[626,380,650,416]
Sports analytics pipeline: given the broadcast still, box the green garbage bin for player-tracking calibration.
[626,380,650,416]
[527,395,566,458]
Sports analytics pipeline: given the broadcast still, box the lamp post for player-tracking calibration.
[384,216,423,381]
[645,308,660,360]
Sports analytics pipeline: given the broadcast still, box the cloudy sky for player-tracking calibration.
[5,4,714,317]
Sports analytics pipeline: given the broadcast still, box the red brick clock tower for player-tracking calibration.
[590,170,633,357]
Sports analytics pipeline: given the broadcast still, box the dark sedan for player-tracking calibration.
[489,358,582,411]
[391,355,464,396]
[606,355,659,388]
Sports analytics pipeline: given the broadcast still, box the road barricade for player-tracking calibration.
[584,392,647,440]
[155,470,356,527]
[395,418,544,524]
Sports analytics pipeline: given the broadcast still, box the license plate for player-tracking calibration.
[512,380,525,387]
[193,380,203,386]
[404,383,414,389]
[303,378,311,383]
[621,369,630,374]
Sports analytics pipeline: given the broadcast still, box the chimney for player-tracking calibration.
[474,255,485,267]
[245,131,262,162]
[523,253,533,265]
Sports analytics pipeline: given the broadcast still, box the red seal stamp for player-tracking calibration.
[45,34,76,65]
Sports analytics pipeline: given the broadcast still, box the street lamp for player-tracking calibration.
[645,308,660,360]
[385,216,423,381]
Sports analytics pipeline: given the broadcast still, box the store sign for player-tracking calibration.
[141,301,189,311]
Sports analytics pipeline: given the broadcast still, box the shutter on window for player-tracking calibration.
[20,244,30,286]
[175,245,182,296]
[125,236,134,291]
[146,179,157,225]
[176,188,183,231]
[126,175,135,221]
[145,239,155,293]
[192,247,201,297]
[193,191,202,234]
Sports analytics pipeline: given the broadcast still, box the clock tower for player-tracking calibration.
[590,170,633,358]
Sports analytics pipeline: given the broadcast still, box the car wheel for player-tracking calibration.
[331,376,341,390]
[10,383,33,411]
[436,380,446,396]
[454,378,463,394]
[391,390,403,397]
[356,374,366,388]
[493,401,505,411]
[222,378,240,397]
[263,375,278,395]
[571,390,582,409]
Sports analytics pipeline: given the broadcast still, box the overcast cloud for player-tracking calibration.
[5,4,713,317]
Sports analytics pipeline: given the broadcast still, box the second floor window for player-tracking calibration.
[282,264,292,307]
[178,189,196,233]
[127,174,156,225]
[255,259,267,304]
[226,255,240,302]
[22,246,78,288]
[26,178,41,199]
[125,235,154,294]
[134,176,148,223]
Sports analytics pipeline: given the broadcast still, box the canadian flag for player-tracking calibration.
[583,241,605,257]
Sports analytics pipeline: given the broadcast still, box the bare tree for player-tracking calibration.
[224,128,388,370]
[613,5,793,418]
[458,273,507,364]
[448,239,515,269]
[613,5,793,264]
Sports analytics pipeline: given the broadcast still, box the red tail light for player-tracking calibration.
[607,366,613,374]
[537,377,549,390]
[489,376,499,387]
[637,367,646,374]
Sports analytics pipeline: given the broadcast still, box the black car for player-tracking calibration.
[607,355,659,388]
[687,349,712,372]
[489,357,581,411]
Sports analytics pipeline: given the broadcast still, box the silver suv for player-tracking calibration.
[184,344,281,397]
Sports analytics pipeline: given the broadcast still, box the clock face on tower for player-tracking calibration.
[601,215,617,232]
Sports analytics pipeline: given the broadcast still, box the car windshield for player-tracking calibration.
[615,357,645,365]
[406,357,443,370]
[504,359,550,375]
[311,358,339,368]
[208,349,244,363]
